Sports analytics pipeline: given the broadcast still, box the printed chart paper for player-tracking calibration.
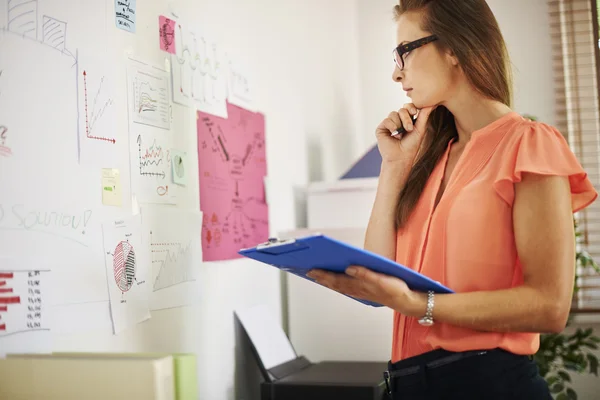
[127,57,176,205]
[141,207,202,310]
[197,102,269,261]
[102,215,150,334]
[0,258,51,357]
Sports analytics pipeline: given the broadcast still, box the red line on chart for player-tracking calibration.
[0,273,13,279]
[0,324,5,331]
[83,71,116,144]
[0,296,20,304]
[0,281,6,286]
[0,306,7,312]
[0,288,12,293]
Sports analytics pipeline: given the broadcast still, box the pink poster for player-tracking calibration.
[197,102,269,261]
[159,15,176,54]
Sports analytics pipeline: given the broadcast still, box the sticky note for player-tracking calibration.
[102,168,122,207]
[115,0,136,33]
[159,16,176,54]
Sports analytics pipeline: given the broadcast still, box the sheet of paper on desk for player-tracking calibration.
[235,304,297,370]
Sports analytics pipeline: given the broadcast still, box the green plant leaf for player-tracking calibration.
[547,375,560,386]
[557,392,569,400]
[566,388,578,400]
[587,354,599,376]
[551,382,565,393]
[558,370,572,382]
[584,341,598,350]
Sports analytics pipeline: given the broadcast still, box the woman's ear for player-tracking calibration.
[445,49,459,67]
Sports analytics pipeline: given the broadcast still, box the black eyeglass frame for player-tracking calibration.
[393,35,439,70]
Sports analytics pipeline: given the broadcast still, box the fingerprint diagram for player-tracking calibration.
[113,241,136,292]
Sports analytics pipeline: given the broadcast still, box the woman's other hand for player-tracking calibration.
[306,266,425,316]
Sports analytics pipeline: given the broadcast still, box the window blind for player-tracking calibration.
[548,0,600,313]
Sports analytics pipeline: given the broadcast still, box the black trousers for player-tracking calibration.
[385,348,552,400]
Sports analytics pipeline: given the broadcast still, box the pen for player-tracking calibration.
[391,113,418,137]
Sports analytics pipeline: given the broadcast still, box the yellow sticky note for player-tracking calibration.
[102,168,122,207]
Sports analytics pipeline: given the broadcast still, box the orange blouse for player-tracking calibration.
[392,112,598,362]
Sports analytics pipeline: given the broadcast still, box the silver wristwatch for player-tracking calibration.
[418,291,435,326]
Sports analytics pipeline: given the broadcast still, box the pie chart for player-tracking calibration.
[113,241,136,292]
[174,154,185,179]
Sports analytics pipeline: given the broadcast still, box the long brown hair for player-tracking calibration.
[393,0,513,229]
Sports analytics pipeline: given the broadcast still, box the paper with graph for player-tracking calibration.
[127,57,170,131]
[141,206,202,310]
[127,57,177,204]
[102,214,150,334]
[170,21,228,117]
[77,53,119,166]
[0,257,52,357]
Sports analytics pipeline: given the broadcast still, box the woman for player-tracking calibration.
[306,0,598,399]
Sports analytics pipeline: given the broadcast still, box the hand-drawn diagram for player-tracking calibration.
[227,57,254,112]
[0,269,50,337]
[0,126,11,157]
[82,71,115,144]
[102,215,149,334]
[159,15,175,54]
[197,102,269,261]
[76,62,118,166]
[171,150,186,186]
[142,207,202,310]
[171,22,228,117]
[151,234,194,291]
[128,59,170,130]
[2,0,84,163]
[131,133,176,203]
[112,240,136,293]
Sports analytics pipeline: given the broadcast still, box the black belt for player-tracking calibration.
[383,349,492,396]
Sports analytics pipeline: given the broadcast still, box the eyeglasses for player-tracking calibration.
[393,35,438,71]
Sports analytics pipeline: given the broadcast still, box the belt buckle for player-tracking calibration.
[383,370,391,396]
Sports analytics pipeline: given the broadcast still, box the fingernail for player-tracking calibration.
[307,271,317,279]
[346,267,357,276]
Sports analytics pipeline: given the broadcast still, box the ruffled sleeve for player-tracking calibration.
[493,121,598,212]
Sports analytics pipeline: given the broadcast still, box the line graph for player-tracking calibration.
[129,62,170,130]
[137,81,158,113]
[143,208,202,310]
[137,134,166,179]
[151,235,195,291]
[83,70,116,144]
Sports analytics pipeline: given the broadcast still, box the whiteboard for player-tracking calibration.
[0,0,365,398]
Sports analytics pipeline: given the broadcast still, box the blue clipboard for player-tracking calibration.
[238,234,454,307]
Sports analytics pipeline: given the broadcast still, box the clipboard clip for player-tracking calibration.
[256,237,296,250]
